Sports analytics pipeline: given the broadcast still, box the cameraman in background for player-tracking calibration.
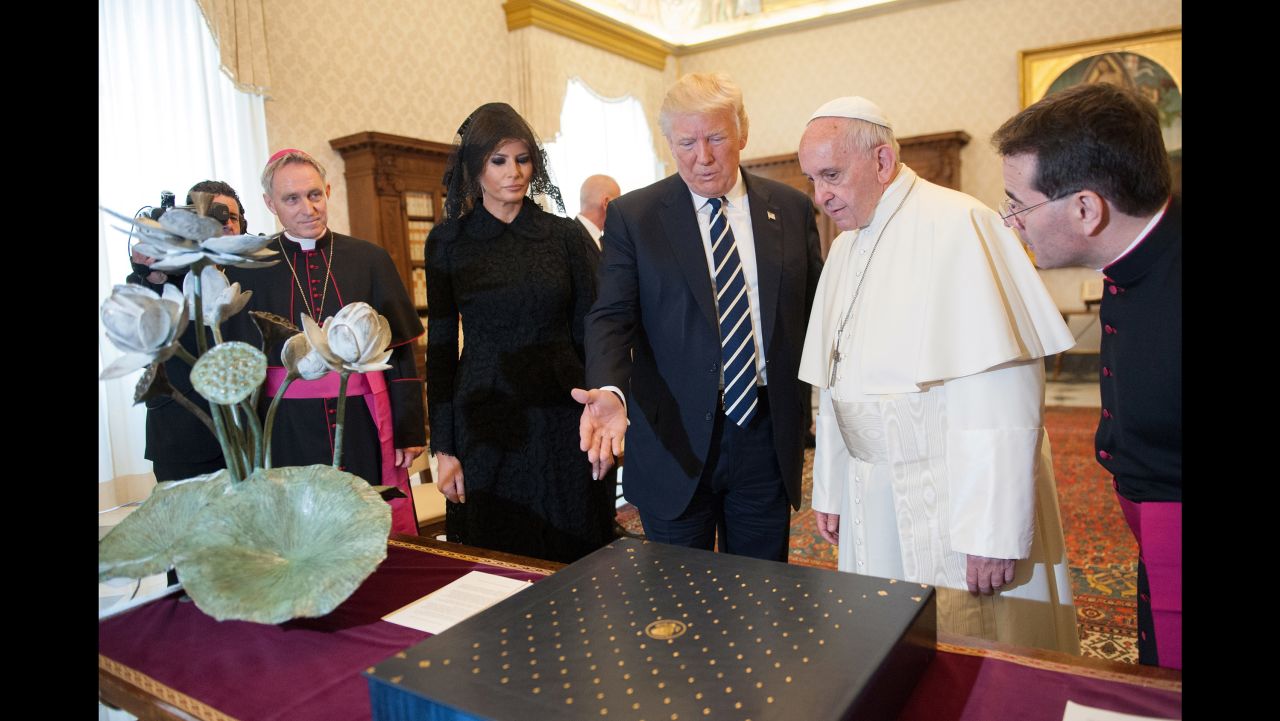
[127,180,247,481]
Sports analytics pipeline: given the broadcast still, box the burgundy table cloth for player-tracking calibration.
[100,540,1181,721]
[900,642,1181,720]
[99,540,553,721]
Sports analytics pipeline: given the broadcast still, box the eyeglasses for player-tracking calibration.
[998,191,1077,227]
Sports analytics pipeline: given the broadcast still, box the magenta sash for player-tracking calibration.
[1117,494,1182,670]
[266,367,418,536]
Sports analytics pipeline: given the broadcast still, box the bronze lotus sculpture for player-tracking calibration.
[99,195,397,624]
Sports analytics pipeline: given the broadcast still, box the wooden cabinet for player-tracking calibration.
[742,130,970,258]
[330,130,454,396]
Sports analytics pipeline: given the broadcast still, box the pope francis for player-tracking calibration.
[797,96,1079,653]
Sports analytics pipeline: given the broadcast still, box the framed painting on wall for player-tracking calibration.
[1020,27,1181,194]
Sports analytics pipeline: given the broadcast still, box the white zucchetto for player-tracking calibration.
[808,96,893,129]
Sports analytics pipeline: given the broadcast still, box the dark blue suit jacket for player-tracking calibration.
[585,171,822,520]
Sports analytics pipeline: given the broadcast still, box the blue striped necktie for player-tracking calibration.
[707,196,758,426]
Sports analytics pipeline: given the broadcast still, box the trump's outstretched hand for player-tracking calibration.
[571,388,627,480]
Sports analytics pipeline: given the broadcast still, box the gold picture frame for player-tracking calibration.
[1019,27,1182,108]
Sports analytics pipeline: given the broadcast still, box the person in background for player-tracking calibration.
[575,172,624,532]
[426,102,612,563]
[575,174,621,260]
[127,180,245,481]
[224,149,425,535]
[993,82,1181,668]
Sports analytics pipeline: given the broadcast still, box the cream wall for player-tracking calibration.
[677,0,1179,313]
[508,26,676,163]
[260,0,514,234]
[676,0,1181,209]
[259,1,671,235]
[259,0,1180,277]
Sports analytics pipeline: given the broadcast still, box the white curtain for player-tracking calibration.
[98,0,269,483]
[544,78,664,218]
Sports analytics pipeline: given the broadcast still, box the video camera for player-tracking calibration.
[128,190,237,279]
[146,190,234,227]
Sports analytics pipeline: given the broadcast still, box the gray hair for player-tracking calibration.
[261,149,327,195]
[838,117,899,159]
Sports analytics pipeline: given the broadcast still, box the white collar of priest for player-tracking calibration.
[1099,196,1170,271]
[283,230,327,251]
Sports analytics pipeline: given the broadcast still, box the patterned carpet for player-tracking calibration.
[615,406,1139,663]
[1044,406,1138,663]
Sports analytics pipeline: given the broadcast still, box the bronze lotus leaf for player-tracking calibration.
[98,470,232,582]
[133,360,172,404]
[174,465,391,624]
[249,310,301,352]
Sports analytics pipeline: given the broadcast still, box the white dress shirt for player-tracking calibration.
[686,170,768,385]
[576,214,603,250]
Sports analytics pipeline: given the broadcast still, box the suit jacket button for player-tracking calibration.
[705,412,712,421]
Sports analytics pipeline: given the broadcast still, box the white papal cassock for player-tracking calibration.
[800,164,1080,653]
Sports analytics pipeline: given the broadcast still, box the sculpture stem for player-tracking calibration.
[208,402,243,483]
[166,390,216,438]
[186,260,246,481]
[173,345,198,366]
[262,372,297,469]
[190,262,209,356]
[332,371,351,469]
[223,404,251,477]
[238,398,264,471]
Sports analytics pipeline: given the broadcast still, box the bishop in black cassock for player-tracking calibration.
[225,149,425,534]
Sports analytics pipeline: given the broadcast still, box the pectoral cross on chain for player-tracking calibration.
[829,346,843,387]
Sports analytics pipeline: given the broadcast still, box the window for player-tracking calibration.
[543,78,663,217]
[99,0,269,482]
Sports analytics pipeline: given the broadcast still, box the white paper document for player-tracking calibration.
[383,571,531,634]
[1062,700,1180,721]
[98,573,183,620]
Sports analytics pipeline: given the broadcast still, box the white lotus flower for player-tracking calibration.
[301,302,393,374]
[182,265,253,326]
[281,333,332,380]
[100,284,189,379]
[101,206,278,272]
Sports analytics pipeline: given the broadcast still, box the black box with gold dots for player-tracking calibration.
[367,538,936,721]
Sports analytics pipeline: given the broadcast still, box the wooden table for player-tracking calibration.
[100,535,1180,721]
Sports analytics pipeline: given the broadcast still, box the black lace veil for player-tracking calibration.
[441,102,565,221]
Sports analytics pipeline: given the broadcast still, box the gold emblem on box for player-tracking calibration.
[644,619,687,640]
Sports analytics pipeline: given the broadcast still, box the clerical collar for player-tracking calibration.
[687,168,747,210]
[283,230,327,252]
[1100,197,1170,271]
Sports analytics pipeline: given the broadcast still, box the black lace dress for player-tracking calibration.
[426,198,613,563]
